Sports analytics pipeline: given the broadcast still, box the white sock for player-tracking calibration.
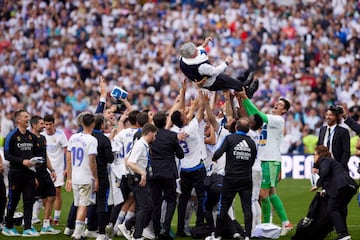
[124,211,134,222]
[74,221,85,237]
[43,219,50,228]
[118,211,126,224]
[32,199,42,218]
[282,220,290,227]
[54,210,61,220]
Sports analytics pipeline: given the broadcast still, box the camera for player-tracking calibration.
[112,99,127,114]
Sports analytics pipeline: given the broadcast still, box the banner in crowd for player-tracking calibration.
[281,155,360,179]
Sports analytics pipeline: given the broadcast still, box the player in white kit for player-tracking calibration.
[42,114,68,225]
[66,113,98,240]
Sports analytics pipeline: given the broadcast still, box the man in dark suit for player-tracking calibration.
[148,112,184,239]
[317,105,350,171]
[311,145,358,240]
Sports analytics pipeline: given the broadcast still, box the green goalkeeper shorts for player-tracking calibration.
[261,161,281,189]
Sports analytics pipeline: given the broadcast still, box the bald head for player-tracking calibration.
[235,117,250,133]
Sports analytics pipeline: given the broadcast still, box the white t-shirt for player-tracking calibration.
[127,137,149,173]
[211,125,230,175]
[257,114,284,162]
[111,127,139,177]
[171,118,206,169]
[67,132,98,184]
[41,129,68,172]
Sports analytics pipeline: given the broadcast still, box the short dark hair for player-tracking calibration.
[94,113,105,130]
[171,110,183,127]
[43,114,55,123]
[142,123,158,136]
[153,111,167,129]
[315,145,332,159]
[136,112,149,127]
[82,113,95,127]
[251,114,263,131]
[280,97,291,112]
[128,110,140,125]
[30,115,43,128]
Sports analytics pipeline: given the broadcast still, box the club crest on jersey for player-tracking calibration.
[28,135,32,140]
[17,136,20,141]
[200,49,207,56]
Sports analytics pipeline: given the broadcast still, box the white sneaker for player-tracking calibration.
[205,232,221,240]
[22,227,40,237]
[40,226,61,235]
[142,225,155,239]
[119,223,132,240]
[64,227,74,236]
[2,227,21,236]
[105,223,114,238]
[116,229,124,237]
[280,223,293,236]
[96,233,111,240]
[338,233,351,240]
[71,232,83,240]
[85,229,99,238]
[131,237,144,240]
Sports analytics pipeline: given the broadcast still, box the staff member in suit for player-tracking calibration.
[148,111,184,239]
[317,105,350,171]
[311,145,358,240]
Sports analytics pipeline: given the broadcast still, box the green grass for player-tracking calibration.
[2,179,360,239]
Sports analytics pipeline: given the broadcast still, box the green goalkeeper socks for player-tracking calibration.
[261,196,271,223]
[270,193,288,222]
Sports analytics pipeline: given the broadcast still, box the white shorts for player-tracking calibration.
[53,168,64,187]
[108,169,124,206]
[73,183,96,207]
[252,169,262,202]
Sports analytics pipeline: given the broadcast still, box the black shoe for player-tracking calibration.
[176,231,187,238]
[245,79,259,99]
[241,71,254,87]
[159,231,174,240]
[337,233,351,240]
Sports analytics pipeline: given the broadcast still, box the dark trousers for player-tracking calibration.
[215,182,252,238]
[87,179,110,234]
[207,73,246,91]
[127,178,152,239]
[5,170,35,230]
[328,185,357,235]
[177,167,206,233]
[204,190,221,232]
[0,173,6,223]
[148,177,177,235]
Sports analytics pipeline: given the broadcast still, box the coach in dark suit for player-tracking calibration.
[317,105,350,171]
[148,112,184,239]
[312,145,358,240]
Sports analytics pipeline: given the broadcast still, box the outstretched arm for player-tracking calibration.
[95,76,107,114]
[201,37,212,48]
[238,88,268,123]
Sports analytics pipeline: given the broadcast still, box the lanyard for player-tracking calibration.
[143,143,151,168]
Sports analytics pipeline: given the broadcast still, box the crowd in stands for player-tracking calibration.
[0,0,360,154]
